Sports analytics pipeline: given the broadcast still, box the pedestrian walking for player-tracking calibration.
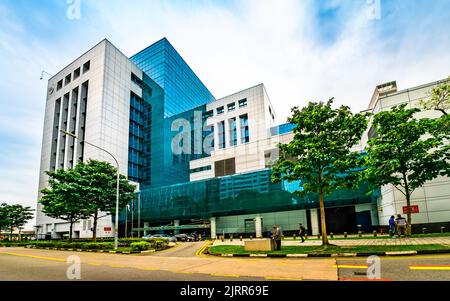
[395,214,408,237]
[388,215,396,238]
[299,223,306,243]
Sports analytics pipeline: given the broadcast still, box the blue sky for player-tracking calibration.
[1,0,449,228]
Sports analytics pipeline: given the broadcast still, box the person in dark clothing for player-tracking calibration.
[388,216,396,238]
[299,223,306,243]
[271,225,282,251]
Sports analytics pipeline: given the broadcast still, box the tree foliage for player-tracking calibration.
[271,99,368,245]
[39,160,136,241]
[420,79,449,115]
[0,203,34,239]
[75,160,137,241]
[40,168,93,241]
[364,104,450,230]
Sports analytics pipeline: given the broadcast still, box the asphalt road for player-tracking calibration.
[1,244,449,281]
[336,255,450,281]
[0,252,263,281]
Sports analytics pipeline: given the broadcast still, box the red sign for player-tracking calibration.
[104,227,112,232]
[403,205,419,214]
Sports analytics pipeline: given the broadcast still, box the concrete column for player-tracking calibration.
[51,223,57,239]
[255,215,262,238]
[214,123,220,151]
[174,220,180,235]
[143,222,149,236]
[310,209,320,235]
[210,217,217,239]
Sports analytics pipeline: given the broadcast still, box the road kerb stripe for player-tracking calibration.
[265,276,303,281]
[409,266,450,271]
[333,264,368,269]
[1,252,66,262]
[211,273,240,278]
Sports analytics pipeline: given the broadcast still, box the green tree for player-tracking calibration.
[272,99,368,245]
[0,203,34,240]
[420,79,449,115]
[364,104,450,234]
[75,160,136,242]
[40,168,93,241]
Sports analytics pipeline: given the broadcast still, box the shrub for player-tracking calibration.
[130,241,151,251]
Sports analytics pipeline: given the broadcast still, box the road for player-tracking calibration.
[0,244,449,281]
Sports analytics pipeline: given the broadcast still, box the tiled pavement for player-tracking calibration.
[212,236,450,247]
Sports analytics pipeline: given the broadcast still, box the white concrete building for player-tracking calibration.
[364,78,450,230]
[36,40,144,239]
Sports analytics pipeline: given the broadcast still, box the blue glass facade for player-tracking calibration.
[130,38,215,118]
[128,38,216,188]
[120,169,377,224]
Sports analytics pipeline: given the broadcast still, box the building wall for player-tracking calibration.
[36,40,144,239]
[365,78,450,227]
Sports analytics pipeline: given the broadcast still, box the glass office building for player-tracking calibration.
[129,38,215,188]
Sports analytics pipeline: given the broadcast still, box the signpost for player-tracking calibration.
[403,205,419,214]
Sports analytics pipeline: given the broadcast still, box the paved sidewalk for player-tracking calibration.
[213,236,450,247]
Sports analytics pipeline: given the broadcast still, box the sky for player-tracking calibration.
[1,0,449,229]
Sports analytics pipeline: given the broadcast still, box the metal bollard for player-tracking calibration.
[240,236,243,241]
[293,234,296,240]
[344,232,347,238]
[373,230,377,237]
[330,232,334,239]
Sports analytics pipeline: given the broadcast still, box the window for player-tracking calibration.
[229,118,237,146]
[57,80,63,91]
[218,121,225,149]
[240,114,249,144]
[64,74,71,86]
[190,165,212,173]
[204,110,213,119]
[82,61,91,73]
[73,67,81,80]
[217,106,224,115]
[214,158,236,177]
[227,102,235,112]
[238,98,247,108]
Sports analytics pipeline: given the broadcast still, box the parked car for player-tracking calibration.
[174,234,195,242]
[142,234,177,243]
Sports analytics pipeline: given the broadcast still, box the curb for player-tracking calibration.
[208,249,450,258]
[18,245,144,254]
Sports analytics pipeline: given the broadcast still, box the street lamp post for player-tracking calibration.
[60,130,121,250]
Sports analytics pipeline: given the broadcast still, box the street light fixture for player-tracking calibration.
[60,130,121,250]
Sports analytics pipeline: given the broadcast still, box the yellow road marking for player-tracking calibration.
[109,265,127,268]
[211,273,240,278]
[195,241,212,257]
[410,266,450,271]
[0,252,66,262]
[334,264,368,269]
[265,276,303,281]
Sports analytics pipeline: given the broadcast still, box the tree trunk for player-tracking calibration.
[10,226,13,241]
[92,209,98,242]
[319,190,329,245]
[403,173,412,236]
[69,220,73,242]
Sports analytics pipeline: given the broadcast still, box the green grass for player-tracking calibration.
[208,244,450,255]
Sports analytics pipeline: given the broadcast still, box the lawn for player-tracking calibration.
[208,244,450,255]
